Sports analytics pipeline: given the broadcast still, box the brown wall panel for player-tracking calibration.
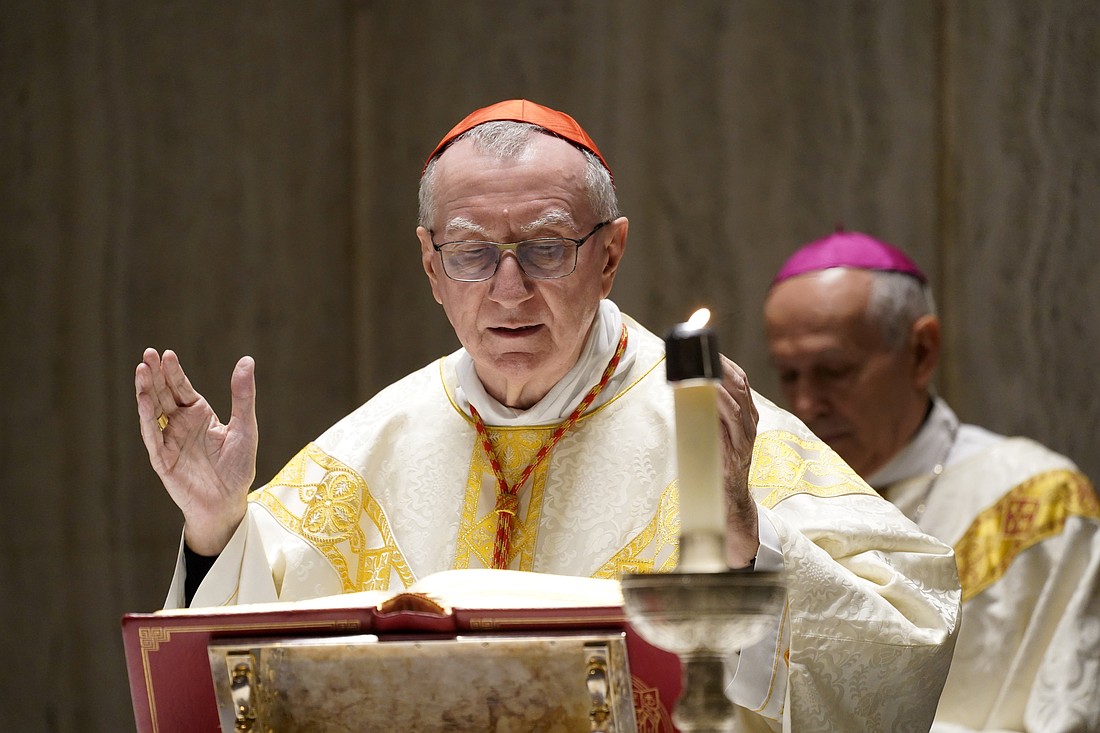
[2,2,357,729]
[942,0,1100,478]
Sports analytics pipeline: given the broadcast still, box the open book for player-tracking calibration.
[159,567,624,617]
[122,569,677,733]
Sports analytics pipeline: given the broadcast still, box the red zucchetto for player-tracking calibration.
[423,99,612,185]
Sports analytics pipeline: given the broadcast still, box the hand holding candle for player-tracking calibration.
[716,355,760,569]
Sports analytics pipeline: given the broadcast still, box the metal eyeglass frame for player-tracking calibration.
[431,221,609,282]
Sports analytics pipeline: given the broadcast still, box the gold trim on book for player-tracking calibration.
[956,469,1100,601]
[465,612,626,631]
[135,618,363,733]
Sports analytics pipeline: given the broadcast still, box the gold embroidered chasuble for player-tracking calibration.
[166,318,961,732]
[884,432,1100,733]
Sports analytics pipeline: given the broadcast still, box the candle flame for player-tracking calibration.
[686,308,711,329]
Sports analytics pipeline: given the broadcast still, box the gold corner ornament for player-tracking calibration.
[156,413,169,431]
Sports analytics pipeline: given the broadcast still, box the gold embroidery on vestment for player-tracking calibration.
[251,443,414,593]
[955,469,1099,601]
[594,482,680,578]
[750,430,875,507]
[456,426,550,570]
[442,340,674,575]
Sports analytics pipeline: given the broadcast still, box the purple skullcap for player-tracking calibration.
[772,230,927,286]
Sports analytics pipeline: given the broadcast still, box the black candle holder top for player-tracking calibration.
[664,323,722,382]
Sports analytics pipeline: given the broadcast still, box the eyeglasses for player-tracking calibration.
[431,222,609,282]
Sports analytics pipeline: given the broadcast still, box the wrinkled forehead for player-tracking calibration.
[433,133,589,182]
[440,210,578,239]
[430,136,593,232]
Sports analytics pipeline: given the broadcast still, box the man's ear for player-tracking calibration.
[417,226,444,305]
[909,314,941,390]
[599,216,629,298]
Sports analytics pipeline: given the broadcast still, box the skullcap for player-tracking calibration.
[772,230,927,286]
[424,99,612,185]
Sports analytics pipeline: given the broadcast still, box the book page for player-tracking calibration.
[153,569,623,616]
[408,569,624,611]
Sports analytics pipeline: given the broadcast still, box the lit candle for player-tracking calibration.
[665,308,727,573]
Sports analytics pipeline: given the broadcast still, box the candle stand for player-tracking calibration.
[620,569,785,733]
[645,310,787,731]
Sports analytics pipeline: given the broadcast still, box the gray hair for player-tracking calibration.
[866,271,937,350]
[417,121,619,229]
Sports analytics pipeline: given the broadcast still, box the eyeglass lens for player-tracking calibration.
[442,240,577,281]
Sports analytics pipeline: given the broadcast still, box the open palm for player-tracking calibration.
[135,348,258,555]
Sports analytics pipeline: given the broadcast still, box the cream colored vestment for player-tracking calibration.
[168,312,961,732]
[873,397,1100,733]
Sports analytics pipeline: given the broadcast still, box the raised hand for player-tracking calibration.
[716,354,761,567]
[135,348,258,555]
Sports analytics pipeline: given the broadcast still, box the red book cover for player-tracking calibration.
[122,570,681,732]
[122,604,379,733]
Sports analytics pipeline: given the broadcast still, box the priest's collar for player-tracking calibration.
[866,396,960,489]
[453,299,637,427]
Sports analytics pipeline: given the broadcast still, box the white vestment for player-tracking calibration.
[168,302,961,732]
[870,397,1100,733]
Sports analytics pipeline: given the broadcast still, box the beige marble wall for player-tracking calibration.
[941,1,1100,461]
[2,1,1096,730]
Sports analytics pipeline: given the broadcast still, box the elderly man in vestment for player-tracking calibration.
[136,100,961,731]
[763,230,1100,733]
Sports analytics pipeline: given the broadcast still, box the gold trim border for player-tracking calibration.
[957,469,1100,601]
[135,618,363,733]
